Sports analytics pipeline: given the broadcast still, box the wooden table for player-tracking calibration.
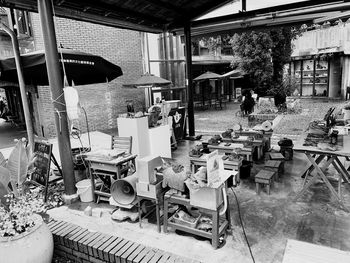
[234,129,272,152]
[189,154,242,187]
[293,133,350,210]
[163,170,233,248]
[208,142,254,161]
[222,135,264,160]
[85,152,137,202]
[163,193,230,249]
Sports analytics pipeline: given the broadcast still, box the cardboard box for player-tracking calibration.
[136,175,163,199]
[136,155,162,184]
[190,184,224,210]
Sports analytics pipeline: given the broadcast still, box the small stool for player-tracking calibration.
[264,160,284,180]
[269,152,285,161]
[255,169,275,195]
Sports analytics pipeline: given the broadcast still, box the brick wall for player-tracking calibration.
[30,13,145,138]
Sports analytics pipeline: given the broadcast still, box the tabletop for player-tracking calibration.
[293,132,350,157]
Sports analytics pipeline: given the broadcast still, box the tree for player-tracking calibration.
[230,27,298,106]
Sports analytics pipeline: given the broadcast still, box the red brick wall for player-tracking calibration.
[30,13,145,137]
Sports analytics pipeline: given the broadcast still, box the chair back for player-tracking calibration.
[111,136,132,154]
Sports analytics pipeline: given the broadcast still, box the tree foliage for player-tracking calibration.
[230,27,298,105]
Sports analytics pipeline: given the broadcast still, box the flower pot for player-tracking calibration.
[0,214,53,263]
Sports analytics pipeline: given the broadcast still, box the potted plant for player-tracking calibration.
[0,139,54,263]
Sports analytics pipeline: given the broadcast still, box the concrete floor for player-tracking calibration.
[47,135,350,263]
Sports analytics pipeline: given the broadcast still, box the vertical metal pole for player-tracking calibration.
[38,0,76,195]
[184,22,195,136]
[242,0,247,12]
[0,21,34,154]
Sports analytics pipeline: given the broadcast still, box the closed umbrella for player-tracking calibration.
[0,48,123,85]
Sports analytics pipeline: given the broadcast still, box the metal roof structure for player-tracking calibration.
[2,0,350,34]
[0,0,232,33]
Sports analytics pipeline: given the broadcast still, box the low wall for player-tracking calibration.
[48,219,200,263]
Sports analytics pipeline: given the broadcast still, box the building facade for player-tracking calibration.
[1,10,146,138]
[290,22,350,99]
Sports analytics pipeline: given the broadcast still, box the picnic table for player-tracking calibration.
[293,130,350,210]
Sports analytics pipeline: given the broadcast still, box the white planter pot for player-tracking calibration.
[0,214,54,263]
[343,109,350,120]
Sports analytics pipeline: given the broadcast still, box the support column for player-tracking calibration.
[38,0,76,196]
[184,22,195,136]
[0,19,34,154]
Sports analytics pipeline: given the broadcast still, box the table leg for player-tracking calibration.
[90,165,97,203]
[163,197,169,233]
[332,160,349,185]
[212,210,219,249]
[306,154,344,206]
[294,174,318,201]
[138,198,142,229]
[156,200,161,233]
[335,158,350,183]
[225,192,231,230]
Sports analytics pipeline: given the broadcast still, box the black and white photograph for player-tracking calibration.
[1,0,350,262]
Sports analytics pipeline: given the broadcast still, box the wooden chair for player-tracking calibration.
[92,136,134,203]
[111,135,132,154]
[111,135,135,177]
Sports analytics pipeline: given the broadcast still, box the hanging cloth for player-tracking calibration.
[63,86,80,120]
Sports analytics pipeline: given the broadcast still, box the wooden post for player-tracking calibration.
[38,0,76,196]
[184,22,195,136]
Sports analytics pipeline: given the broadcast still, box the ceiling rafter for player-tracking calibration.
[63,0,167,26]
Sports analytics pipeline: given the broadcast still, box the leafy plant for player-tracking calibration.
[0,139,48,238]
[230,26,300,106]
[0,138,33,201]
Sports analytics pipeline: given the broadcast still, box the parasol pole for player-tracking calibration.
[0,20,34,154]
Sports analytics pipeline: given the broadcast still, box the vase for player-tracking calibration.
[0,214,54,263]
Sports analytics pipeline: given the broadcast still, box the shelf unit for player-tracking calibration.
[293,59,329,97]
[163,192,230,249]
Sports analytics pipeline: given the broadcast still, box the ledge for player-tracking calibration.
[48,219,201,263]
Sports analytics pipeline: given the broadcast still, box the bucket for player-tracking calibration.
[76,179,93,202]
[240,160,252,179]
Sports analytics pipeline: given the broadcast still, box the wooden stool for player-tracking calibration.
[264,160,284,180]
[255,170,275,195]
[269,152,285,161]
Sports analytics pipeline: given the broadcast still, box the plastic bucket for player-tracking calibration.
[76,179,93,202]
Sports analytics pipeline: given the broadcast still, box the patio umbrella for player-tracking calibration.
[193,71,222,81]
[128,73,171,86]
[0,48,123,85]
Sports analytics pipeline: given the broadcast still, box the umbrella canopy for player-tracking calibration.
[193,71,222,81]
[0,48,123,85]
[128,73,171,86]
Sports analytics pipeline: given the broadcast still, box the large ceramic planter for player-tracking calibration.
[0,214,53,263]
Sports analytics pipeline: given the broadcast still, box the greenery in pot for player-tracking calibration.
[0,138,48,238]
